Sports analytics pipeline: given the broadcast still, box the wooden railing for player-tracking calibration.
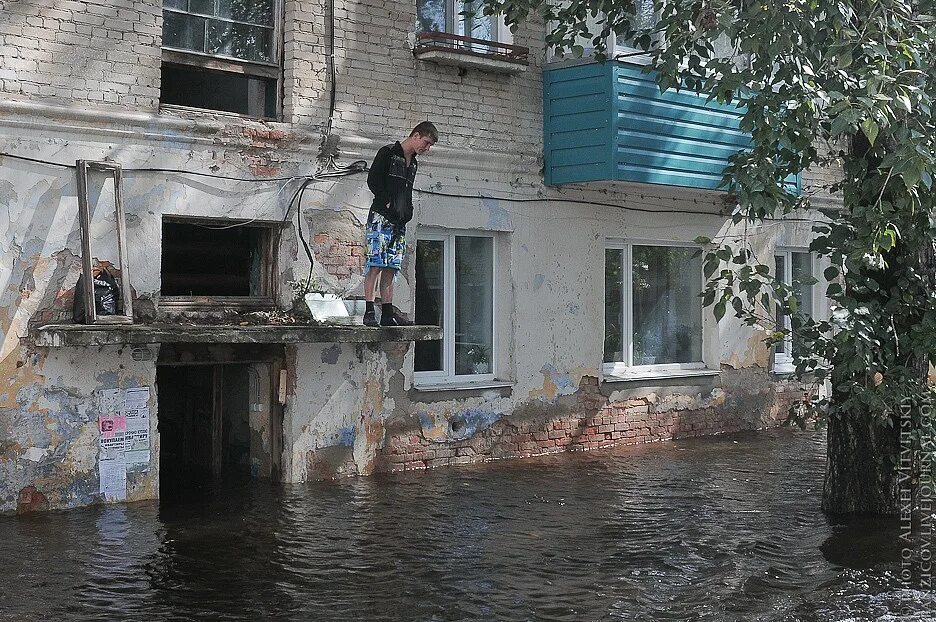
[414,31,529,65]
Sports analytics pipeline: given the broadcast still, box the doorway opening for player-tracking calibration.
[157,361,280,502]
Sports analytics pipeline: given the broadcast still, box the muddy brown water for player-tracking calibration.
[1,429,934,621]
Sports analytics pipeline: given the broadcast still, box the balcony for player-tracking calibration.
[413,32,529,74]
[543,61,798,191]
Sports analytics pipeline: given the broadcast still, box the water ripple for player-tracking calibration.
[0,429,931,621]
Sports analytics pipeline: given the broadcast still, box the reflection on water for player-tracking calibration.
[1,429,934,621]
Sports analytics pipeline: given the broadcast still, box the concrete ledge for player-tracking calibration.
[414,50,528,74]
[35,323,443,347]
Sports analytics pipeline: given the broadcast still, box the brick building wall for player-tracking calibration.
[376,376,804,473]
[0,0,162,107]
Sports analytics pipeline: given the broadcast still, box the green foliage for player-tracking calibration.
[489,0,936,470]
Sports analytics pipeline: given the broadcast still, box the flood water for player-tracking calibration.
[1,429,934,621]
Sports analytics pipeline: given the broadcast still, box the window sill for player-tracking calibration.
[602,368,721,383]
[412,379,513,392]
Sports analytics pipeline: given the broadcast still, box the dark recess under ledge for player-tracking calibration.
[35,324,443,347]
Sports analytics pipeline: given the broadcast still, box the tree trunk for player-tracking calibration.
[823,405,900,515]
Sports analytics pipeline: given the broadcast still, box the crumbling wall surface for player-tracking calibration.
[373,371,806,474]
[0,347,157,514]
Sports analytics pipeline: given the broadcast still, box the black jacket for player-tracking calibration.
[367,142,417,226]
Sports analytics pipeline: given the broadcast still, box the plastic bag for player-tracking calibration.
[72,267,121,323]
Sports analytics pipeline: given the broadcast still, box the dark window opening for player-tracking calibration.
[160,63,276,118]
[161,219,272,297]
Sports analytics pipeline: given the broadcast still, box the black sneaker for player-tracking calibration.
[363,310,378,327]
[380,306,413,327]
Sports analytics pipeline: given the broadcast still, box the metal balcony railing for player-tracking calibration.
[414,31,529,66]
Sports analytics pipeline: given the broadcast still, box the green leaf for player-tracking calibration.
[714,300,727,322]
[895,93,912,112]
[860,117,879,146]
[830,113,851,136]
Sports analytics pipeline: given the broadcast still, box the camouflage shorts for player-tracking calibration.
[364,212,406,270]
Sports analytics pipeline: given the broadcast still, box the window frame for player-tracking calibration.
[603,239,711,380]
[416,0,513,44]
[413,229,498,386]
[158,215,282,312]
[773,248,820,374]
[76,160,134,325]
[610,0,659,64]
[159,0,283,119]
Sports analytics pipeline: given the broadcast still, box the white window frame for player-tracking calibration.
[603,240,712,380]
[610,0,659,64]
[417,0,513,43]
[414,230,497,386]
[773,248,821,374]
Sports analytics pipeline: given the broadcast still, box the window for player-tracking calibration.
[774,250,816,372]
[604,243,705,377]
[417,0,499,41]
[613,0,657,59]
[161,0,279,118]
[414,232,495,383]
[160,217,279,310]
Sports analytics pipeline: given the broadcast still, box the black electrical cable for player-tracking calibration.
[0,149,818,223]
[324,0,337,138]
[0,151,73,168]
[292,178,318,290]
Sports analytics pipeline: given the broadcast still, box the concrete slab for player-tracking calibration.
[35,324,443,347]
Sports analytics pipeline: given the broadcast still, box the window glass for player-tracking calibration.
[163,11,207,51]
[454,236,494,375]
[457,1,493,40]
[604,244,703,369]
[774,253,786,355]
[604,248,624,363]
[415,239,444,373]
[415,234,495,380]
[775,250,814,361]
[615,0,656,49]
[417,0,497,41]
[417,0,446,32]
[162,0,275,63]
[218,0,274,26]
[791,252,813,356]
[632,246,702,365]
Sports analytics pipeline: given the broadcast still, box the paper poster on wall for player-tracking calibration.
[99,455,127,501]
[123,387,150,427]
[125,428,150,466]
[97,386,152,494]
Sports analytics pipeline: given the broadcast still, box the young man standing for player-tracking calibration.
[363,121,438,326]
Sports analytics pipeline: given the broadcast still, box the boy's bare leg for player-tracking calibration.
[363,266,381,326]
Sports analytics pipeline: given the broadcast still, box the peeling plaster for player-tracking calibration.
[321,343,341,364]
[529,364,595,402]
[418,407,503,442]
[483,196,510,229]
